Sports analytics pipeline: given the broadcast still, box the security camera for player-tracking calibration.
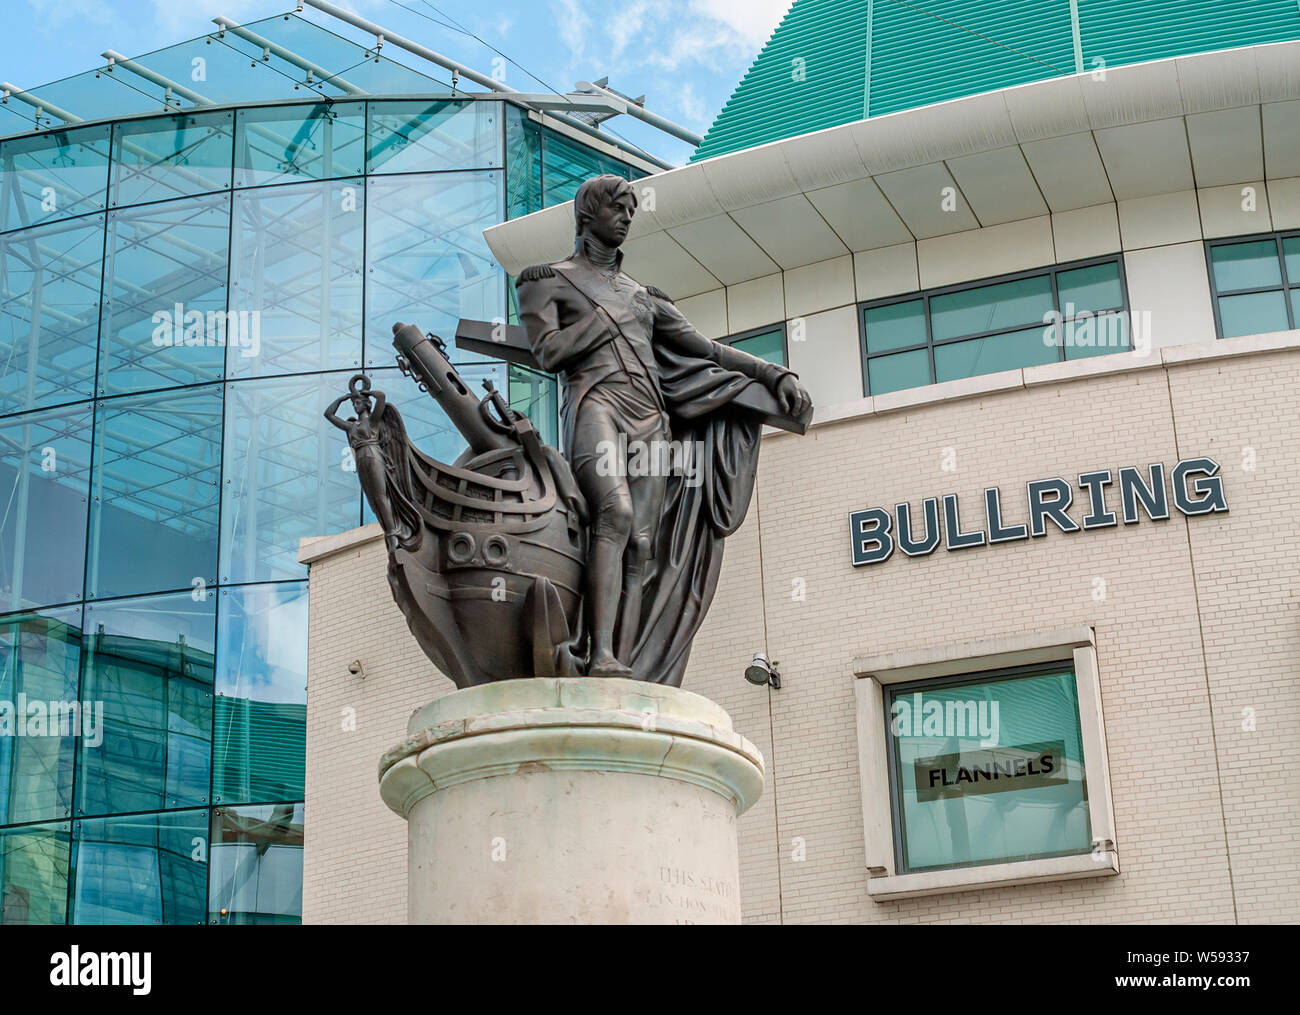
[348,660,365,679]
[744,652,780,689]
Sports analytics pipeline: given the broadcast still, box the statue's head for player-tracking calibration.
[574,174,637,249]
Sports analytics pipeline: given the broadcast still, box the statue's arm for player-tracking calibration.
[518,270,612,373]
[370,391,387,422]
[651,294,793,388]
[324,394,350,430]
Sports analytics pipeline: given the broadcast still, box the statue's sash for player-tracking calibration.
[550,262,664,411]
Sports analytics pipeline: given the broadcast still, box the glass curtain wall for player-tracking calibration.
[0,95,645,923]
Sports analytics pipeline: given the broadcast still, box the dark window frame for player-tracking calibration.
[1204,229,1300,338]
[881,660,1092,877]
[856,254,1131,397]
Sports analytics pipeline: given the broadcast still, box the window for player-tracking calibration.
[234,102,365,188]
[721,324,787,368]
[884,665,1092,874]
[1207,232,1300,338]
[854,627,1118,900]
[208,803,303,924]
[860,258,1129,397]
[0,123,111,232]
[110,111,234,209]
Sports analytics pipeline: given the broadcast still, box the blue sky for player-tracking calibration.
[4,0,795,164]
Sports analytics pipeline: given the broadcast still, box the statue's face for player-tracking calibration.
[586,190,636,248]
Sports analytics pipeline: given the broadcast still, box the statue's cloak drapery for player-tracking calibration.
[627,346,763,686]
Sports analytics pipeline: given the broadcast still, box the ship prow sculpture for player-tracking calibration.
[329,174,812,690]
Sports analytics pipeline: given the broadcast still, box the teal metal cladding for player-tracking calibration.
[692,0,1300,162]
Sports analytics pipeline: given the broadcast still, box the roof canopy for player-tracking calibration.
[485,42,1300,299]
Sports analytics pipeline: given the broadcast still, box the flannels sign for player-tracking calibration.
[850,457,1227,566]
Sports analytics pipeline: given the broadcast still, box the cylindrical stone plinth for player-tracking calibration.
[378,677,764,924]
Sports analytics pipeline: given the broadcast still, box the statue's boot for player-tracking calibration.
[587,532,634,678]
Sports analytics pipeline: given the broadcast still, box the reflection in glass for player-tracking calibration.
[934,327,1057,382]
[71,808,207,924]
[365,171,503,366]
[543,128,633,207]
[367,100,501,175]
[99,194,230,395]
[213,584,307,806]
[0,607,82,826]
[110,111,234,208]
[77,591,214,817]
[867,348,930,395]
[234,102,365,188]
[728,328,786,366]
[87,385,222,600]
[1056,262,1122,312]
[505,106,543,219]
[888,669,1091,873]
[220,374,359,583]
[0,403,92,611]
[0,124,111,232]
[1,216,104,415]
[208,803,303,924]
[1211,239,1282,293]
[229,179,363,377]
[0,821,70,925]
[1218,291,1288,339]
[864,300,926,354]
[930,275,1053,342]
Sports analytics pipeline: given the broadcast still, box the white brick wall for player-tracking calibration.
[302,338,1300,925]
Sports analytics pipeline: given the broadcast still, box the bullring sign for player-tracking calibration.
[849,457,1228,566]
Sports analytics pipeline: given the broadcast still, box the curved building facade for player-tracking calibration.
[0,13,653,924]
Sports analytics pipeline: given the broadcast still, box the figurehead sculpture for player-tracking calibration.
[330,174,812,688]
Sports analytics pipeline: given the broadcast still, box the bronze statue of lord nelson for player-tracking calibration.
[517,174,811,680]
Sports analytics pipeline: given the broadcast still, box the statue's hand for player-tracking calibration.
[774,373,811,419]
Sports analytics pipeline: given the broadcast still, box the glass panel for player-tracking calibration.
[229,179,363,378]
[71,808,207,924]
[234,102,364,188]
[212,584,307,807]
[1284,236,1300,283]
[864,300,925,353]
[76,591,215,817]
[220,374,359,584]
[1211,240,1282,293]
[87,385,222,600]
[0,821,70,924]
[508,363,559,447]
[729,328,786,366]
[99,194,230,395]
[1291,289,1300,329]
[0,403,92,611]
[505,105,543,219]
[930,275,1053,342]
[1064,313,1129,359]
[543,128,632,207]
[209,803,303,924]
[1056,261,1122,313]
[867,348,930,395]
[110,110,234,208]
[0,124,111,232]
[1217,291,1288,339]
[933,327,1058,382]
[0,216,103,415]
[364,171,503,367]
[0,607,81,826]
[889,669,1091,873]
[367,100,501,175]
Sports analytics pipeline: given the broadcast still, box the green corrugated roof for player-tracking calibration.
[692,0,1300,162]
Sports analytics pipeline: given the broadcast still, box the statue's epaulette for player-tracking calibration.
[517,264,555,283]
[644,284,673,303]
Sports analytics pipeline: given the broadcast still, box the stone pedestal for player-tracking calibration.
[378,677,764,924]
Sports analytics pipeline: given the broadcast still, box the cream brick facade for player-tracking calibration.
[301,331,1300,925]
